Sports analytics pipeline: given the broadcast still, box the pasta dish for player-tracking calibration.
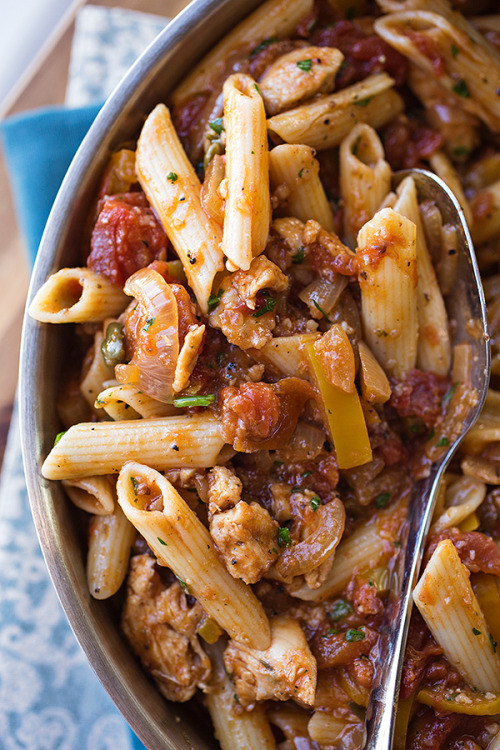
[28,0,500,747]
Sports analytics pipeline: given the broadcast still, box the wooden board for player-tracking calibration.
[0,0,189,467]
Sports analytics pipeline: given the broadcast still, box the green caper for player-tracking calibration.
[203,140,223,169]
[101,322,126,368]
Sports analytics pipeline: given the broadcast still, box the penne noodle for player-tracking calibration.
[42,413,226,480]
[205,646,277,749]
[171,0,314,106]
[86,502,137,599]
[28,268,128,323]
[116,462,271,650]
[414,539,500,692]
[357,207,418,378]
[269,144,335,232]
[62,475,115,515]
[252,333,320,379]
[394,177,451,377]
[222,74,271,270]
[471,180,500,245]
[428,150,473,227]
[94,383,177,420]
[375,11,500,132]
[136,104,224,312]
[267,73,403,150]
[430,475,486,534]
[339,123,391,248]
[80,330,115,412]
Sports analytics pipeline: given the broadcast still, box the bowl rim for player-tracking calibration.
[19,0,264,747]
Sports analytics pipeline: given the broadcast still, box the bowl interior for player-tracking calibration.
[20,1,264,747]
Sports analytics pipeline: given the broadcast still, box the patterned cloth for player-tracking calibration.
[0,6,168,748]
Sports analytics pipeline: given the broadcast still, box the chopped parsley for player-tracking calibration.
[253,83,261,95]
[329,599,353,622]
[472,627,482,636]
[173,394,216,407]
[354,97,372,107]
[298,167,305,178]
[451,44,459,58]
[452,79,470,98]
[278,526,292,548]
[302,471,312,478]
[345,628,365,642]
[312,299,331,322]
[176,576,189,592]
[292,246,305,264]
[209,117,224,135]
[490,634,497,653]
[297,58,313,73]
[375,492,391,509]
[207,288,224,312]
[453,146,471,157]
[326,627,340,636]
[437,437,449,447]
[352,135,361,156]
[310,496,321,511]
[54,431,66,446]
[130,476,138,493]
[250,37,278,58]
[143,317,155,332]
[253,291,277,317]
[167,171,178,182]
[157,537,167,546]
[442,383,458,403]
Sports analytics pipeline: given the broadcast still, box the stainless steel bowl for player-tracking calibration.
[19,2,263,747]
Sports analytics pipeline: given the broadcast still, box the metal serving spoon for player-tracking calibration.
[363,169,490,750]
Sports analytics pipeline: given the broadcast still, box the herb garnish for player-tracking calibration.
[173,394,216,407]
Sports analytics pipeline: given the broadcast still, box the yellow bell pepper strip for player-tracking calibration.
[417,685,500,715]
[393,696,415,750]
[459,511,480,532]
[472,573,500,648]
[304,341,372,469]
[197,616,224,644]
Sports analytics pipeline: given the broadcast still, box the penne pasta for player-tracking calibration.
[267,73,403,150]
[393,177,451,376]
[269,144,335,232]
[222,74,271,270]
[94,383,177,421]
[252,333,320,378]
[414,539,500,693]
[80,330,115,412]
[357,207,418,378]
[339,123,391,248]
[86,502,137,599]
[116,462,271,650]
[62,475,115,515]
[375,10,500,132]
[135,104,224,312]
[42,413,226,480]
[28,268,128,323]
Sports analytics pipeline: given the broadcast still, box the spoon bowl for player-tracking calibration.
[363,169,490,750]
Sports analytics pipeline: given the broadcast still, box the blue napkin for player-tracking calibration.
[0,104,102,266]
[0,104,147,750]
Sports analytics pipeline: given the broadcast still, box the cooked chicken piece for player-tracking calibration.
[210,501,279,584]
[207,465,242,514]
[269,482,293,523]
[172,324,205,393]
[232,256,288,310]
[209,256,287,349]
[121,554,211,702]
[259,46,344,117]
[224,616,317,709]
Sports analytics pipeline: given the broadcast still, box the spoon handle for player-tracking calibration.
[363,465,444,750]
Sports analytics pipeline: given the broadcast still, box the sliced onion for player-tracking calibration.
[117,268,179,402]
[275,421,326,462]
[276,498,345,579]
[299,276,347,318]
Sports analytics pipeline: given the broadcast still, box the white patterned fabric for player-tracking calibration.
[0,6,169,748]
